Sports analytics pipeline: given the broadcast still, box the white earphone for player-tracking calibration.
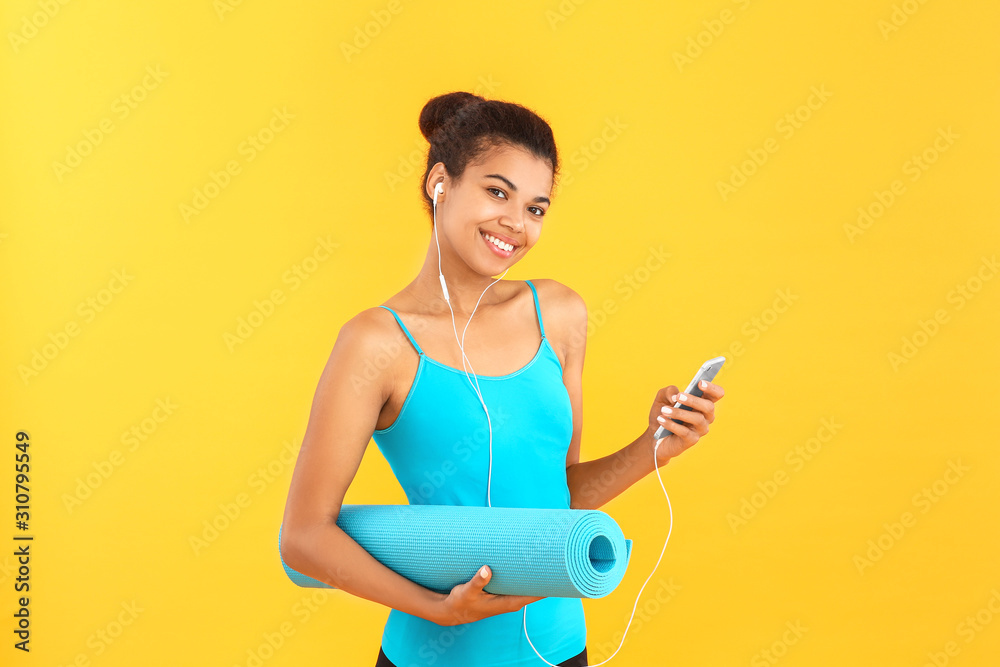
[433,182,451,303]
[431,178,508,509]
[430,177,673,667]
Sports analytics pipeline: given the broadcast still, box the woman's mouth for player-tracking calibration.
[480,230,516,258]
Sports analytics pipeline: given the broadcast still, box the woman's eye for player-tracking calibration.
[488,187,544,217]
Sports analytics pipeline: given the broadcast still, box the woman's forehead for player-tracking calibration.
[468,145,553,188]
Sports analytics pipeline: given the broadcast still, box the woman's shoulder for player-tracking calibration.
[524,279,587,340]
[526,278,586,315]
[331,305,407,358]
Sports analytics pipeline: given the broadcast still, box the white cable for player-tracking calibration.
[523,438,674,666]
[432,188,508,507]
[451,267,507,508]
[434,185,675,664]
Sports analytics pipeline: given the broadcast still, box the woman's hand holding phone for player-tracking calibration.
[646,356,726,467]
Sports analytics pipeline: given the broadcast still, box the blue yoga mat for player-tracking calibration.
[278,504,633,599]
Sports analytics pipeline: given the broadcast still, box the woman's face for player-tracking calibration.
[433,143,553,276]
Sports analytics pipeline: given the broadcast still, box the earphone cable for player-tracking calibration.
[434,183,672,665]
[433,185,508,507]
[523,439,674,666]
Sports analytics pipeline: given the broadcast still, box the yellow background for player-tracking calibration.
[3,0,999,665]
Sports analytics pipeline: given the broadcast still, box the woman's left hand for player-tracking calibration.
[645,380,725,467]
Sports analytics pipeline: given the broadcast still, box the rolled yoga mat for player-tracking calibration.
[278,504,633,599]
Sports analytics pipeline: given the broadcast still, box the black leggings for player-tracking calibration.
[375,644,588,666]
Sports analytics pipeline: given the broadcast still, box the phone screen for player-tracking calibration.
[655,356,725,439]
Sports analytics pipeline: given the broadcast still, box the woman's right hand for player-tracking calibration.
[435,565,544,626]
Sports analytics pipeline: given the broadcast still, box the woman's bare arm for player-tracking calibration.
[543,282,647,510]
[278,309,446,620]
[544,279,724,510]
[279,309,540,626]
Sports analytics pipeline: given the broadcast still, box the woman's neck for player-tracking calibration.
[405,241,512,317]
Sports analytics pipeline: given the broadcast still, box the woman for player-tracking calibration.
[279,91,725,667]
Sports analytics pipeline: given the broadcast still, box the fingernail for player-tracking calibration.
[678,393,686,402]
[479,566,489,577]
[657,415,666,423]
[699,380,707,389]
[660,406,671,414]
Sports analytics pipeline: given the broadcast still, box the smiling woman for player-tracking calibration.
[278,91,724,667]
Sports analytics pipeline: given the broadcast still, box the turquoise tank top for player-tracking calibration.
[371,280,587,666]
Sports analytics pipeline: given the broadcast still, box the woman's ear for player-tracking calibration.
[425,163,449,202]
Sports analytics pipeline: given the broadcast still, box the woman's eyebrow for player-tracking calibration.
[484,173,550,205]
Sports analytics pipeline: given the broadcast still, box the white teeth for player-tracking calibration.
[482,232,513,252]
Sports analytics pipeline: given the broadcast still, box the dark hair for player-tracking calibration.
[417,91,559,225]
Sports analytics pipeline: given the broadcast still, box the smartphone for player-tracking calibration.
[653,355,726,440]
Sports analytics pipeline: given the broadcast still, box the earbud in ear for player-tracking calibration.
[433,182,443,204]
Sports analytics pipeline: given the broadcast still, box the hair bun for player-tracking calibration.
[419,91,484,142]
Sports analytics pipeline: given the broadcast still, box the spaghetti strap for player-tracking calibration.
[378,306,424,355]
[524,280,546,339]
